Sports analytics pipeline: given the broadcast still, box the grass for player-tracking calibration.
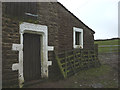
[94,39,119,45]
[94,39,120,53]
[64,65,118,88]
[97,46,119,53]
[28,64,118,88]
[71,65,110,80]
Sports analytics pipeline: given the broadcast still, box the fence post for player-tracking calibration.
[65,50,67,77]
[73,49,76,73]
[94,44,101,67]
[94,44,98,58]
[87,50,90,68]
[80,49,83,69]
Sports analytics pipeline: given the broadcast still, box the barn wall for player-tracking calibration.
[37,2,95,53]
[2,17,19,88]
[2,2,95,87]
[3,2,37,19]
[2,2,62,87]
[34,2,95,79]
[37,2,59,52]
[2,2,40,87]
[37,2,63,80]
[2,2,95,58]
[56,3,95,52]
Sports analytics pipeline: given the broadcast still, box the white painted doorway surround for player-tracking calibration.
[11,22,54,88]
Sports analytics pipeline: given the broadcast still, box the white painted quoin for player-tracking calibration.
[73,27,83,49]
[12,22,54,87]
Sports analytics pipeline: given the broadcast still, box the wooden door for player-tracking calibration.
[23,33,41,81]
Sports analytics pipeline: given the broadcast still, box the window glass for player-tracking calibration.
[75,32,80,45]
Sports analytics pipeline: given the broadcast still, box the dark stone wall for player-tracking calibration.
[34,2,95,80]
[37,2,95,52]
[2,2,61,87]
[37,2,95,80]
[2,2,95,87]
[37,2,61,79]
[57,3,95,52]
[3,2,37,18]
[37,2,59,52]
[2,2,95,53]
[2,17,19,88]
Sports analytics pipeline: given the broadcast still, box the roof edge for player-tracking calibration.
[57,2,95,34]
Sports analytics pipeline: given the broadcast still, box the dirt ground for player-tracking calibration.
[99,52,119,71]
[24,52,119,88]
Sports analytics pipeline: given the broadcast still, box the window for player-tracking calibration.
[73,27,83,49]
[75,32,81,45]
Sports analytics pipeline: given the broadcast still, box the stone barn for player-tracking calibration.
[2,2,100,88]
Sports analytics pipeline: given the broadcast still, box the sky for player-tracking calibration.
[58,0,119,40]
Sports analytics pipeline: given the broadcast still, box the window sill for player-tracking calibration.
[74,45,83,49]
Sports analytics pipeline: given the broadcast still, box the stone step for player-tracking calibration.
[23,79,46,88]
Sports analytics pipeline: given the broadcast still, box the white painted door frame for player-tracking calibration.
[12,22,54,88]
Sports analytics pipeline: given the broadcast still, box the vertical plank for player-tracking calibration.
[77,49,82,70]
[94,44,98,58]
[81,49,83,69]
[87,50,90,68]
[73,50,75,73]
[65,50,67,77]
[70,51,75,75]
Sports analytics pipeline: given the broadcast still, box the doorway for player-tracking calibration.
[23,33,41,82]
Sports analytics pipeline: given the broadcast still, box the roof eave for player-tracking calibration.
[57,2,95,34]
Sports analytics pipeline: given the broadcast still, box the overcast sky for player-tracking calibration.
[58,0,119,40]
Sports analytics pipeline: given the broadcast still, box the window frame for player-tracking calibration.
[73,27,83,49]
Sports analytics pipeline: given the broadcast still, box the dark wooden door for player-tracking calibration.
[23,33,41,81]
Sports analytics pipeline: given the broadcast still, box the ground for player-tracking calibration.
[24,39,119,88]
[23,52,118,88]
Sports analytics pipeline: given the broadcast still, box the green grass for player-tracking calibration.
[94,39,120,53]
[64,65,118,88]
[97,46,119,53]
[73,65,110,79]
[94,39,119,45]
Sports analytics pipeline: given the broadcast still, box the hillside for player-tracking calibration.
[94,38,120,53]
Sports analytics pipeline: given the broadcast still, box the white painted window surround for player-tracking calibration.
[12,22,54,88]
[73,27,83,49]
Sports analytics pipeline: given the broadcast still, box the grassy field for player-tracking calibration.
[28,65,118,88]
[64,65,118,88]
[94,38,120,53]
[95,39,119,45]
